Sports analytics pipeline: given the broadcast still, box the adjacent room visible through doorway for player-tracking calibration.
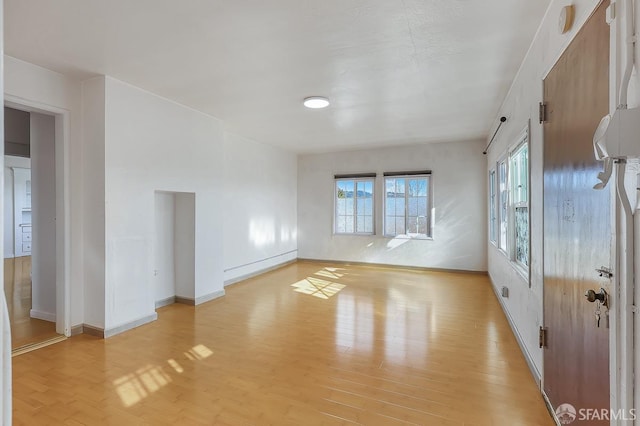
[3,106,61,351]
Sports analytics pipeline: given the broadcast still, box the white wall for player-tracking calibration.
[81,76,106,329]
[30,112,56,321]
[103,76,224,333]
[174,192,195,299]
[298,140,487,271]
[3,155,30,258]
[223,132,298,283]
[485,0,602,380]
[154,192,176,303]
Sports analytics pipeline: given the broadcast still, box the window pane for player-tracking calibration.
[345,215,355,233]
[408,197,418,216]
[364,198,373,215]
[336,178,375,235]
[385,219,395,235]
[394,197,405,216]
[499,161,508,250]
[407,216,417,234]
[515,206,529,266]
[489,170,497,243]
[511,143,528,205]
[364,216,373,233]
[385,176,430,237]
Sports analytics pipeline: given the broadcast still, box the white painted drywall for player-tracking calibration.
[81,76,106,329]
[298,140,487,271]
[30,112,57,321]
[485,0,602,379]
[3,155,30,258]
[223,132,298,283]
[174,192,195,299]
[154,191,176,302]
[5,55,84,328]
[103,76,224,332]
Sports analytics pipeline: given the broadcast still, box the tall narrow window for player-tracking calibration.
[498,159,508,251]
[511,141,529,267]
[489,169,497,243]
[384,173,431,239]
[335,176,375,234]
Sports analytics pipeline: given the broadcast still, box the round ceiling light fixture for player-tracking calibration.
[303,96,330,109]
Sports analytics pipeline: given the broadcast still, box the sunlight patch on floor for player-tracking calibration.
[167,358,184,373]
[187,344,213,360]
[291,276,346,299]
[114,364,172,407]
[314,268,345,280]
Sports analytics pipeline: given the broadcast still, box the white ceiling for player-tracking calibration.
[4,0,551,153]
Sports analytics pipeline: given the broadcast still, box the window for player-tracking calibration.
[334,177,374,234]
[490,126,530,275]
[489,169,497,243]
[384,173,431,238]
[498,159,508,251]
[510,141,529,268]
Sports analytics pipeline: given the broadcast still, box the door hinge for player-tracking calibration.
[539,326,548,348]
[632,305,638,314]
[539,102,548,123]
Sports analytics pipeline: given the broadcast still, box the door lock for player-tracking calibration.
[595,267,613,279]
[585,288,608,307]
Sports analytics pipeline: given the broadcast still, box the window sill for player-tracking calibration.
[512,261,529,284]
[384,234,433,241]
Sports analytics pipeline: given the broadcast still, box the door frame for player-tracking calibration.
[4,94,71,338]
[538,1,633,422]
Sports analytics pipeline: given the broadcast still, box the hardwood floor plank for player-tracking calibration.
[4,257,59,350]
[12,261,552,425]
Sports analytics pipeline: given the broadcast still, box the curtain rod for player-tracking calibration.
[483,116,507,155]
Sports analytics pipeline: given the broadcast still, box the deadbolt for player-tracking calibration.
[595,267,613,279]
[585,288,608,306]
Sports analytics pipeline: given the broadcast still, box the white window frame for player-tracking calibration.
[508,129,530,273]
[334,177,375,235]
[383,173,432,239]
[489,168,497,244]
[497,157,509,253]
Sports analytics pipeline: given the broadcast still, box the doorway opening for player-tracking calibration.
[3,101,69,353]
[154,191,196,309]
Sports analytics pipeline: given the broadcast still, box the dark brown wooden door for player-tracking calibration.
[543,2,611,423]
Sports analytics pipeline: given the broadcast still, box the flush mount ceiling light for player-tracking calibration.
[303,96,330,109]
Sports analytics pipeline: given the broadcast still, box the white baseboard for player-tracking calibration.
[155,296,176,309]
[104,313,158,338]
[224,258,297,287]
[175,290,226,306]
[224,250,298,284]
[488,274,542,386]
[30,309,56,323]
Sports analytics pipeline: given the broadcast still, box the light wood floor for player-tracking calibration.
[4,256,58,349]
[12,261,553,425]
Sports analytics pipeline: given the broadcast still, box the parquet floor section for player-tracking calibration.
[4,256,58,349]
[12,261,553,425]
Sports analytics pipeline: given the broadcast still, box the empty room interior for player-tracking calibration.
[1,0,640,425]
